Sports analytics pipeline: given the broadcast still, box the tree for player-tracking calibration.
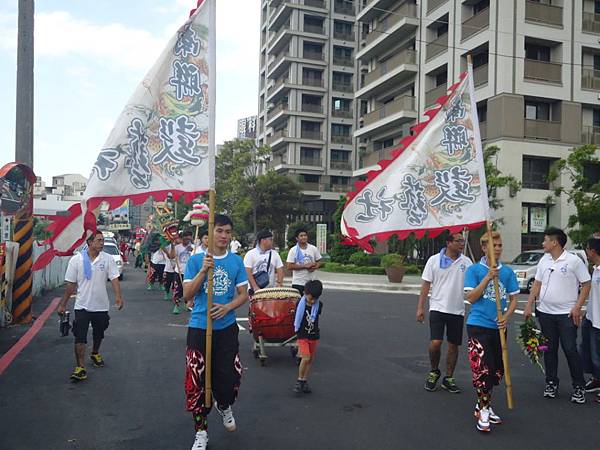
[548,143,600,247]
[483,145,522,211]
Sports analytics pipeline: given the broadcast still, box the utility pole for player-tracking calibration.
[15,0,34,169]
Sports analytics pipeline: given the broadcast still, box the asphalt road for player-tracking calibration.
[0,267,598,450]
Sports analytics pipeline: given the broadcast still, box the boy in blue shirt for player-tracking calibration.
[464,231,519,433]
[183,214,249,450]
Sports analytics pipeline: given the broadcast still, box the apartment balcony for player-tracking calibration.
[582,68,600,90]
[473,63,489,87]
[303,51,325,61]
[333,31,354,41]
[300,130,324,141]
[266,103,291,127]
[426,33,448,61]
[300,157,323,167]
[357,0,401,23]
[524,119,561,141]
[331,135,352,144]
[329,184,350,193]
[360,145,395,169]
[268,25,292,53]
[268,1,293,31]
[525,0,563,27]
[333,56,354,67]
[581,125,600,144]
[266,77,290,101]
[524,59,562,84]
[268,51,293,78]
[582,12,600,34]
[302,77,325,89]
[355,96,417,138]
[330,160,352,171]
[267,128,290,150]
[356,48,417,98]
[303,24,325,35]
[461,7,489,41]
[357,3,418,60]
[427,0,448,14]
[425,84,447,107]
[301,103,324,114]
[332,109,353,118]
[332,82,353,93]
[334,2,354,15]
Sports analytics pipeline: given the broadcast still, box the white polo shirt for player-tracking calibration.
[244,248,284,288]
[422,253,473,316]
[174,243,193,274]
[64,251,120,312]
[535,251,591,315]
[587,267,600,330]
[151,249,166,265]
[286,244,322,286]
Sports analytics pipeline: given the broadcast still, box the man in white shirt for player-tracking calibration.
[230,237,242,254]
[193,230,209,255]
[416,232,472,394]
[173,230,194,312]
[244,229,284,294]
[286,227,322,296]
[57,230,124,382]
[148,245,167,291]
[524,227,591,403]
[582,237,600,400]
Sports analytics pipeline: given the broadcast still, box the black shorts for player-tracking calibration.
[429,310,464,345]
[73,309,110,344]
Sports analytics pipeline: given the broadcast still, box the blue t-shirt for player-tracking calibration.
[464,261,520,329]
[184,251,248,330]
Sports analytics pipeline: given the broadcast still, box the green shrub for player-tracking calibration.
[279,249,289,262]
[321,262,385,275]
[348,251,381,267]
[380,253,405,268]
[328,241,357,264]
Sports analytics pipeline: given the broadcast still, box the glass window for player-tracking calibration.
[522,156,554,189]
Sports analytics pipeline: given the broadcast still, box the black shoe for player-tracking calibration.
[441,376,461,394]
[293,380,303,394]
[571,387,586,404]
[302,381,312,394]
[585,378,600,393]
[424,370,441,391]
[544,382,558,398]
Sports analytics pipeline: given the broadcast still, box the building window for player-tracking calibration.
[477,102,487,122]
[525,101,551,121]
[521,204,548,251]
[593,109,600,128]
[584,163,600,191]
[473,0,489,14]
[522,156,554,189]
[301,174,320,183]
[331,150,349,161]
[331,124,351,136]
[525,43,550,62]
[435,71,447,87]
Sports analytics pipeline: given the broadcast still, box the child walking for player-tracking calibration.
[293,280,323,394]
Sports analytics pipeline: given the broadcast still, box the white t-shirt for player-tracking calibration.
[174,243,193,274]
[422,253,473,316]
[65,251,120,312]
[163,245,175,273]
[244,248,284,288]
[286,244,322,286]
[535,251,591,315]
[151,249,166,265]
[230,240,241,254]
[587,267,600,329]
[193,245,207,255]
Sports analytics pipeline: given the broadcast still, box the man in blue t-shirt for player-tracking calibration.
[183,214,248,450]
[464,231,519,433]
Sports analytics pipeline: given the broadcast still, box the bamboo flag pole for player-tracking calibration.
[485,220,514,409]
[204,189,216,408]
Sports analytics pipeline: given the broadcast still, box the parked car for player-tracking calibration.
[508,249,589,292]
[103,242,124,280]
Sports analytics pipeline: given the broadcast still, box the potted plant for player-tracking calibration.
[381,253,406,283]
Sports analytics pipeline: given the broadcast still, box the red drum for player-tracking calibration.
[249,287,300,342]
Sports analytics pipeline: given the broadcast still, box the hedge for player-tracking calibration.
[321,262,421,275]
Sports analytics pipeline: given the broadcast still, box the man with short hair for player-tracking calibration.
[582,237,600,400]
[524,227,591,404]
[230,236,241,254]
[57,231,124,382]
[417,232,472,394]
[286,227,322,296]
[194,230,209,255]
[244,229,284,294]
[173,230,194,313]
[183,214,249,450]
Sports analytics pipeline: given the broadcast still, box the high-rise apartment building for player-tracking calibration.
[355,0,600,260]
[257,0,359,226]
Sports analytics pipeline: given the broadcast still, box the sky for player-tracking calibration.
[0,0,260,185]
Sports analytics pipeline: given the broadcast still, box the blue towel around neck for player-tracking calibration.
[294,296,319,332]
[439,247,455,269]
[294,243,305,264]
[81,245,93,280]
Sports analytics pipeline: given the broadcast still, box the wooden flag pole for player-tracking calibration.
[204,189,216,408]
[485,220,514,409]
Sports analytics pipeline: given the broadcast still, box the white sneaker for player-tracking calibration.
[474,403,502,424]
[191,430,208,450]
[476,407,491,432]
[215,402,236,432]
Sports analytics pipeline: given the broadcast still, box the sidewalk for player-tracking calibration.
[284,270,422,294]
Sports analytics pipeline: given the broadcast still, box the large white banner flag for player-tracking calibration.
[34,0,216,269]
[341,69,490,252]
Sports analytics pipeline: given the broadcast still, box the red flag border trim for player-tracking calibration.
[342,73,486,252]
[32,189,208,271]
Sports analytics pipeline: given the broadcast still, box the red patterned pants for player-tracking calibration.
[467,325,504,407]
[185,324,242,430]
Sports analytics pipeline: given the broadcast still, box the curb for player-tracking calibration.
[283,278,421,295]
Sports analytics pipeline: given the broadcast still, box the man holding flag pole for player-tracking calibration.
[341,56,516,429]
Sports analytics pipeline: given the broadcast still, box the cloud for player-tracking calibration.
[0,11,17,52]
